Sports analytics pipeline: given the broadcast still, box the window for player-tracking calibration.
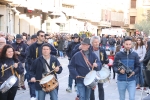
[130,16,136,24]
[131,0,136,8]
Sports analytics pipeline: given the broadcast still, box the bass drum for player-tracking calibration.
[0,75,17,93]
[97,65,110,83]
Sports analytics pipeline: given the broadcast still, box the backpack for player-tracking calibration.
[109,39,114,45]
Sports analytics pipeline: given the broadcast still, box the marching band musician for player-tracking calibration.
[68,38,102,100]
[0,44,24,100]
[72,36,109,100]
[26,30,57,100]
[90,36,109,100]
[30,43,63,100]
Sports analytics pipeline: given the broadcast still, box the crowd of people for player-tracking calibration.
[0,30,150,100]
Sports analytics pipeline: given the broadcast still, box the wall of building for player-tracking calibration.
[0,5,7,32]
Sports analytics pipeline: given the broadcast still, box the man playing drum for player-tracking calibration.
[30,43,63,100]
[90,36,109,100]
[72,36,109,100]
[68,38,102,100]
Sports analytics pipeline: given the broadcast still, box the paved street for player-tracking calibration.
[15,57,148,100]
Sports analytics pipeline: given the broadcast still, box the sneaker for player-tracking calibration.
[21,86,26,90]
[17,86,20,90]
[66,87,72,93]
[75,96,79,100]
[30,97,37,100]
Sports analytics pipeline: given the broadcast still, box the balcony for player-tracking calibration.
[98,21,111,27]
[129,8,137,16]
[129,24,135,29]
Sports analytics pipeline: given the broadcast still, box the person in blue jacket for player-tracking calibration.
[0,44,24,100]
[30,43,62,100]
[12,34,27,90]
[71,36,109,100]
[68,38,102,100]
[113,36,140,100]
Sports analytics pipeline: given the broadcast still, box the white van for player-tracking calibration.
[100,28,126,37]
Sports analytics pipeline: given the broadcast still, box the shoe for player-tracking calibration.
[66,87,72,93]
[75,97,79,100]
[30,97,37,100]
[17,86,21,90]
[21,86,26,90]
[136,87,140,89]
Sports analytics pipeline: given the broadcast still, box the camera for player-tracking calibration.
[117,60,133,77]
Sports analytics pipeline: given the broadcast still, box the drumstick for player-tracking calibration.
[1,66,11,72]
[92,59,97,70]
[29,80,41,82]
[46,66,61,76]
[78,76,85,78]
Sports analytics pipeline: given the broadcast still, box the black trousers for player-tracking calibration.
[90,83,104,100]
[0,86,18,100]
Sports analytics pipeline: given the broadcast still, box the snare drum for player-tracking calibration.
[0,75,17,93]
[40,75,58,92]
[97,66,110,83]
[84,70,99,88]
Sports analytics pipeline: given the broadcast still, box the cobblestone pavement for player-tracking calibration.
[15,57,148,100]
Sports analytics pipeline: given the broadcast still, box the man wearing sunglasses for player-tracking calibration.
[26,30,57,100]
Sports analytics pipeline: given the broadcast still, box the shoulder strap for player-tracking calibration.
[80,51,93,68]
[43,58,51,71]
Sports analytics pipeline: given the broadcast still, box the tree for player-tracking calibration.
[135,20,150,35]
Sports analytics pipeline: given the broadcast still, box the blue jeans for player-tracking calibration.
[38,89,58,100]
[59,51,63,57]
[117,80,136,100]
[136,63,144,86]
[28,82,36,98]
[77,83,91,100]
[109,46,115,52]
[102,45,106,50]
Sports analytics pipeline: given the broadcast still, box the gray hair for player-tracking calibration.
[90,36,100,45]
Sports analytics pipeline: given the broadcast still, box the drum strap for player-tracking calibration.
[80,51,93,69]
[43,58,55,75]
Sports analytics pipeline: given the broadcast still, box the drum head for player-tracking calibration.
[84,70,96,86]
[0,75,17,93]
[40,75,53,84]
[97,67,110,79]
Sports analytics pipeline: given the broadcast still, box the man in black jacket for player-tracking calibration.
[30,43,63,100]
[12,34,27,90]
[66,33,80,92]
